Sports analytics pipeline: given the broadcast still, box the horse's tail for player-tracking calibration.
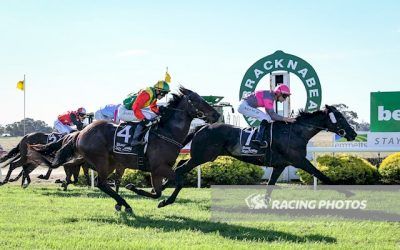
[51,138,76,168]
[31,137,64,156]
[0,153,20,168]
[182,124,207,147]
[0,135,25,163]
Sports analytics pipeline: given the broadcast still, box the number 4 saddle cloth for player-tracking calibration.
[113,122,150,155]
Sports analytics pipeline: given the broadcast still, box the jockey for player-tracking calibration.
[238,84,296,148]
[117,80,170,146]
[94,104,121,124]
[54,107,87,134]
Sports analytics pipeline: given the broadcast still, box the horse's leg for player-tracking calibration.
[97,174,133,213]
[8,169,23,182]
[114,167,125,194]
[83,164,91,187]
[21,163,36,188]
[127,165,174,199]
[61,165,74,191]
[265,167,285,200]
[126,174,164,199]
[294,158,334,184]
[89,155,132,212]
[38,168,52,180]
[158,158,204,208]
[294,158,354,197]
[0,161,20,185]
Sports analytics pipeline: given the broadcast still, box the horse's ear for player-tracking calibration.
[324,105,331,113]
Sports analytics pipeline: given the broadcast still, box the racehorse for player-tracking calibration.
[0,132,90,189]
[0,132,59,187]
[37,87,220,213]
[158,105,357,208]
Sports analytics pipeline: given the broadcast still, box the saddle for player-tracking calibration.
[238,123,273,156]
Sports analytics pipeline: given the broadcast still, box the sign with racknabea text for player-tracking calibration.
[370,91,400,132]
[367,132,400,148]
[239,50,322,126]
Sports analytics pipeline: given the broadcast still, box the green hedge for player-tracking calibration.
[183,156,264,187]
[120,156,263,187]
[298,155,379,184]
[121,169,151,187]
[76,156,264,188]
[379,152,400,184]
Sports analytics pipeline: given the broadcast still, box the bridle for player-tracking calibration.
[162,93,206,119]
[151,93,208,148]
[295,111,347,137]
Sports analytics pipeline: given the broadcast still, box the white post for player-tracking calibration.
[197,166,201,188]
[313,177,317,190]
[90,169,95,189]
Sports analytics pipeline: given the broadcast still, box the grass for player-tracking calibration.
[0,185,399,249]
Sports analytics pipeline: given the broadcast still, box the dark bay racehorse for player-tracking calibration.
[0,132,59,187]
[0,132,89,189]
[158,105,357,208]
[39,87,220,213]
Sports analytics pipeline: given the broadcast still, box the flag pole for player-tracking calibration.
[23,74,26,135]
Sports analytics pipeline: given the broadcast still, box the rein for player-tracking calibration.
[151,93,205,148]
[150,130,183,148]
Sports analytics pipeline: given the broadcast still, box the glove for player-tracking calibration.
[141,119,153,127]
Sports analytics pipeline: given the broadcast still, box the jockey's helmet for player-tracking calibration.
[77,107,87,116]
[274,84,291,96]
[154,81,170,93]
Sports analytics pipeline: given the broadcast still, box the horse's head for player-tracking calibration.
[179,87,220,123]
[324,105,357,141]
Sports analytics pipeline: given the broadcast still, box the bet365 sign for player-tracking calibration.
[370,92,400,132]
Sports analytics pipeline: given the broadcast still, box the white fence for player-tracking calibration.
[194,147,399,188]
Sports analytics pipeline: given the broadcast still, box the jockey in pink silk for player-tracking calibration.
[238,84,296,148]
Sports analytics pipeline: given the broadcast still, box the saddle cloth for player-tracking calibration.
[113,122,149,155]
[238,127,266,156]
[47,132,65,144]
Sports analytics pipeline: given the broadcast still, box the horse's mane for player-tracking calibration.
[159,86,192,125]
[294,109,325,121]
[166,86,191,109]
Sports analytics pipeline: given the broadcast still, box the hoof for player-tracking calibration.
[55,179,63,184]
[115,204,122,211]
[125,183,135,191]
[125,207,133,214]
[158,200,167,208]
[22,184,29,189]
[0,182,5,186]
[37,174,45,179]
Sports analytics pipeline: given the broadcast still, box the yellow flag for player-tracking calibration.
[165,72,171,83]
[17,80,24,91]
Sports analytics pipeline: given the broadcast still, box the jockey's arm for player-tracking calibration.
[265,108,286,122]
[149,102,159,114]
[132,91,151,120]
[70,113,84,130]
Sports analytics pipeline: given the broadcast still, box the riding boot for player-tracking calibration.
[252,120,268,148]
[130,123,146,146]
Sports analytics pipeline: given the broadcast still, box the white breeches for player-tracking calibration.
[94,110,116,123]
[53,120,74,134]
[237,100,272,122]
[117,105,157,122]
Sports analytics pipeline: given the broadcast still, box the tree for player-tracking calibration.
[4,118,52,136]
[0,125,4,135]
[332,104,370,131]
